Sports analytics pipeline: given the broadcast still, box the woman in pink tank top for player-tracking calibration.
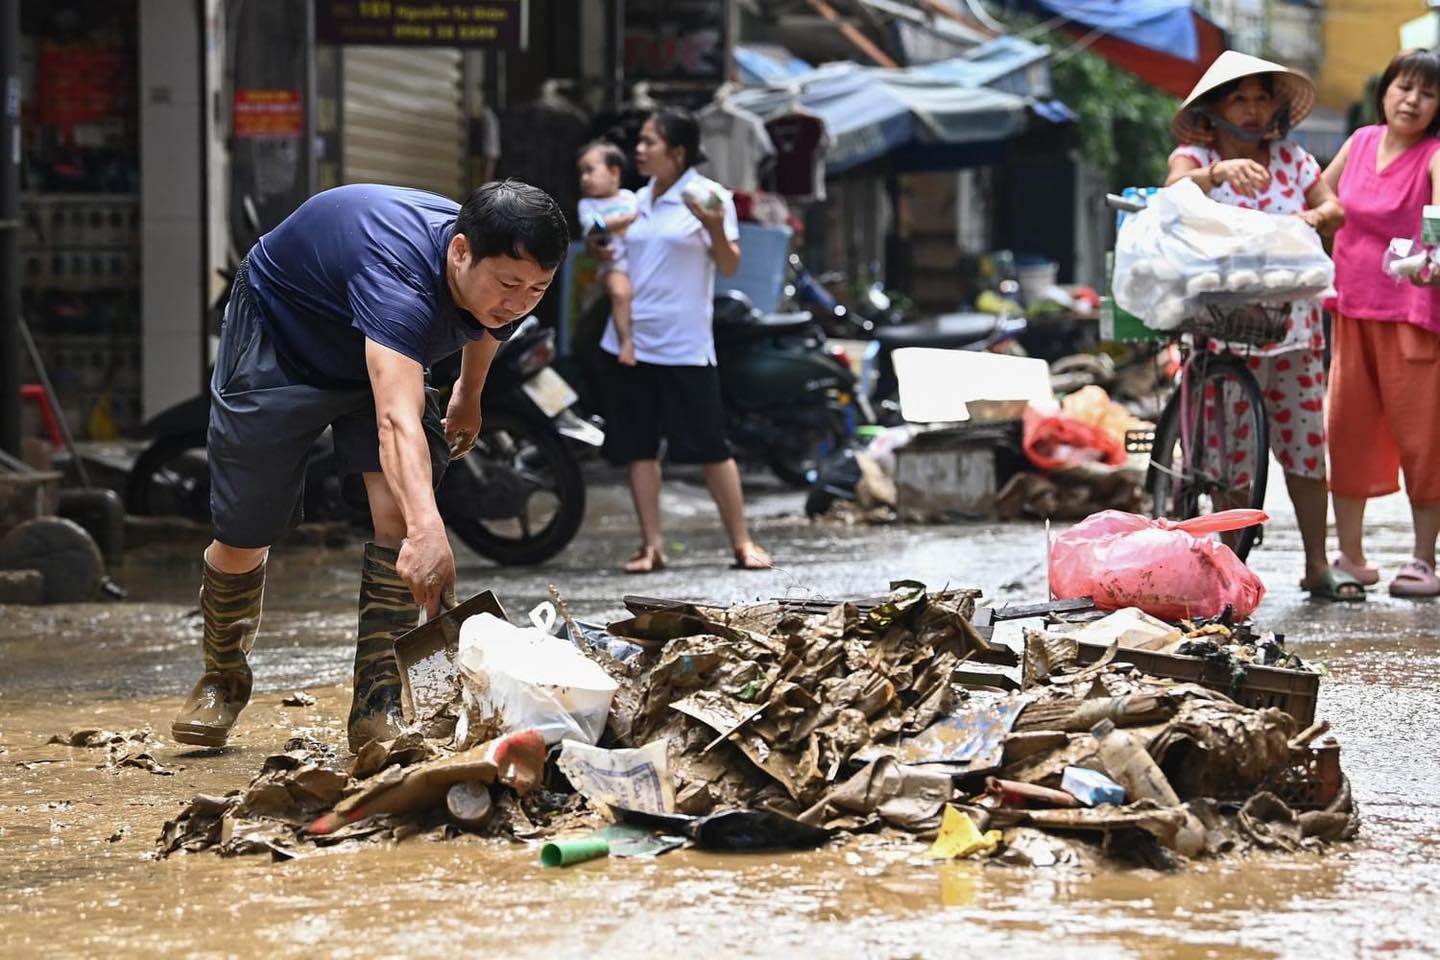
[1324,49,1440,597]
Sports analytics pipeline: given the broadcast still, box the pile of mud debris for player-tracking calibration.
[157,582,1357,868]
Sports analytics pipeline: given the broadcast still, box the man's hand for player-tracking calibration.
[618,340,637,366]
[443,388,482,459]
[396,526,455,616]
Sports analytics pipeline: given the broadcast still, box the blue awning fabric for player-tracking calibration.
[910,35,1052,98]
[728,61,1032,173]
[733,44,815,85]
[1029,0,1199,61]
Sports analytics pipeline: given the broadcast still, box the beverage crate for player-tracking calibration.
[1073,639,1319,727]
[1266,741,1342,810]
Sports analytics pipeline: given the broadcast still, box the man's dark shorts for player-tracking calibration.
[208,262,448,548]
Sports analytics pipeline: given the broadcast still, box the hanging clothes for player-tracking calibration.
[697,100,775,191]
[498,90,591,235]
[764,111,829,202]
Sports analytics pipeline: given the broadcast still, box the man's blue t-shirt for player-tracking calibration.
[245,184,514,384]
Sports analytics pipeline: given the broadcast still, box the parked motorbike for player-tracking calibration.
[787,253,905,338]
[561,291,862,488]
[126,317,600,566]
[712,291,862,487]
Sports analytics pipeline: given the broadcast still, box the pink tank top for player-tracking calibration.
[1334,125,1440,331]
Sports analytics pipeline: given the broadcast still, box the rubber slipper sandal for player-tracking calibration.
[1390,559,1440,598]
[1307,568,1366,603]
[731,544,773,570]
[1334,553,1380,587]
[623,546,666,575]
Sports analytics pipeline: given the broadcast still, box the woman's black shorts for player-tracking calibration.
[599,351,732,465]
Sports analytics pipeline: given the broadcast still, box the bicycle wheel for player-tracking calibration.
[1148,352,1269,561]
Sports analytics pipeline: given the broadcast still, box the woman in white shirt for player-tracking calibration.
[592,107,771,573]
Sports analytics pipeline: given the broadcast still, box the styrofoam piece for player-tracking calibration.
[892,347,1053,424]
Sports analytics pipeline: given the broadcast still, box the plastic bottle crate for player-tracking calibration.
[1073,639,1319,727]
[1267,740,1342,809]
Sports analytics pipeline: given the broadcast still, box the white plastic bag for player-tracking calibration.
[456,612,618,746]
[1113,179,1334,330]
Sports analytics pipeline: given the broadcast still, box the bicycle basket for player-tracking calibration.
[1178,302,1290,347]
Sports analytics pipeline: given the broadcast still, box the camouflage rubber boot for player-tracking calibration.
[171,559,265,747]
[347,542,416,753]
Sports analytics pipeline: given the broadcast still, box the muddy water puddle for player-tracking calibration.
[4,494,1440,958]
[3,635,1438,959]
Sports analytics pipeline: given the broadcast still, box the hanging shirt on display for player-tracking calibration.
[765,112,828,202]
[698,101,775,191]
[499,95,591,233]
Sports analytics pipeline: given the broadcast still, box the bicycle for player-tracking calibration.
[1106,193,1286,562]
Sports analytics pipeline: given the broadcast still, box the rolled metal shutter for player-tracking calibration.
[342,47,464,199]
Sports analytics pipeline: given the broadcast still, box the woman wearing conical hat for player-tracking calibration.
[1165,51,1361,602]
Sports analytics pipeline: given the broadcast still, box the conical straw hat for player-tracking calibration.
[1172,50,1316,144]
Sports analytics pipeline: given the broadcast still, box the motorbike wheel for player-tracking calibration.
[763,404,850,489]
[439,407,585,566]
[125,431,213,523]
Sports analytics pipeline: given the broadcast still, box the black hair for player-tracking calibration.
[577,140,627,172]
[454,180,570,271]
[648,107,708,169]
[1376,48,1440,137]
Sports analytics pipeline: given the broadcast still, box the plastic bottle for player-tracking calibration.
[1092,719,1204,856]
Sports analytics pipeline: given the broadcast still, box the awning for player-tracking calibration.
[1010,0,1226,98]
[1030,0,1200,60]
[910,35,1053,98]
[733,43,814,85]
[729,60,1031,173]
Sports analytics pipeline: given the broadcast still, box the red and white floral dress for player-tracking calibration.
[1169,137,1328,481]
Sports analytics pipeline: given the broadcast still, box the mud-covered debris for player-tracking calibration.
[107,826,127,842]
[111,747,174,776]
[158,728,549,859]
[48,728,151,748]
[281,691,316,707]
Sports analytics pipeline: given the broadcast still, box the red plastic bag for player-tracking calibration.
[1049,509,1267,621]
[1022,406,1127,472]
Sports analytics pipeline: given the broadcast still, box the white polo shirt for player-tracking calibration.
[600,166,740,367]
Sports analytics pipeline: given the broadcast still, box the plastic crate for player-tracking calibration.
[1073,640,1319,727]
[1266,741,1342,809]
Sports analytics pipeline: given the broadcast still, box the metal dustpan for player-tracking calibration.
[395,590,506,732]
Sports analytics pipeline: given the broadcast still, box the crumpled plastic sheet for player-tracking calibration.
[1149,699,1296,799]
[799,757,954,834]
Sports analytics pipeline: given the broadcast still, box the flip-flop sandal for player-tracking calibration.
[731,544,773,570]
[1307,567,1366,603]
[1334,553,1380,587]
[623,546,666,575]
[1390,559,1440,598]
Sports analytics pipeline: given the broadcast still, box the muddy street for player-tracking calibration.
[2,476,1439,959]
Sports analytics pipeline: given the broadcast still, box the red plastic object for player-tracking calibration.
[1049,509,1269,621]
[21,384,64,447]
[1022,406,1127,472]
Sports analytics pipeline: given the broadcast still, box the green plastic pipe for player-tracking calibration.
[540,836,610,867]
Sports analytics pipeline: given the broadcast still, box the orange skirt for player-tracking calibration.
[1327,313,1440,503]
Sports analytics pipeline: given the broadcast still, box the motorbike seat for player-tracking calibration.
[873,313,1002,351]
[715,310,816,342]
